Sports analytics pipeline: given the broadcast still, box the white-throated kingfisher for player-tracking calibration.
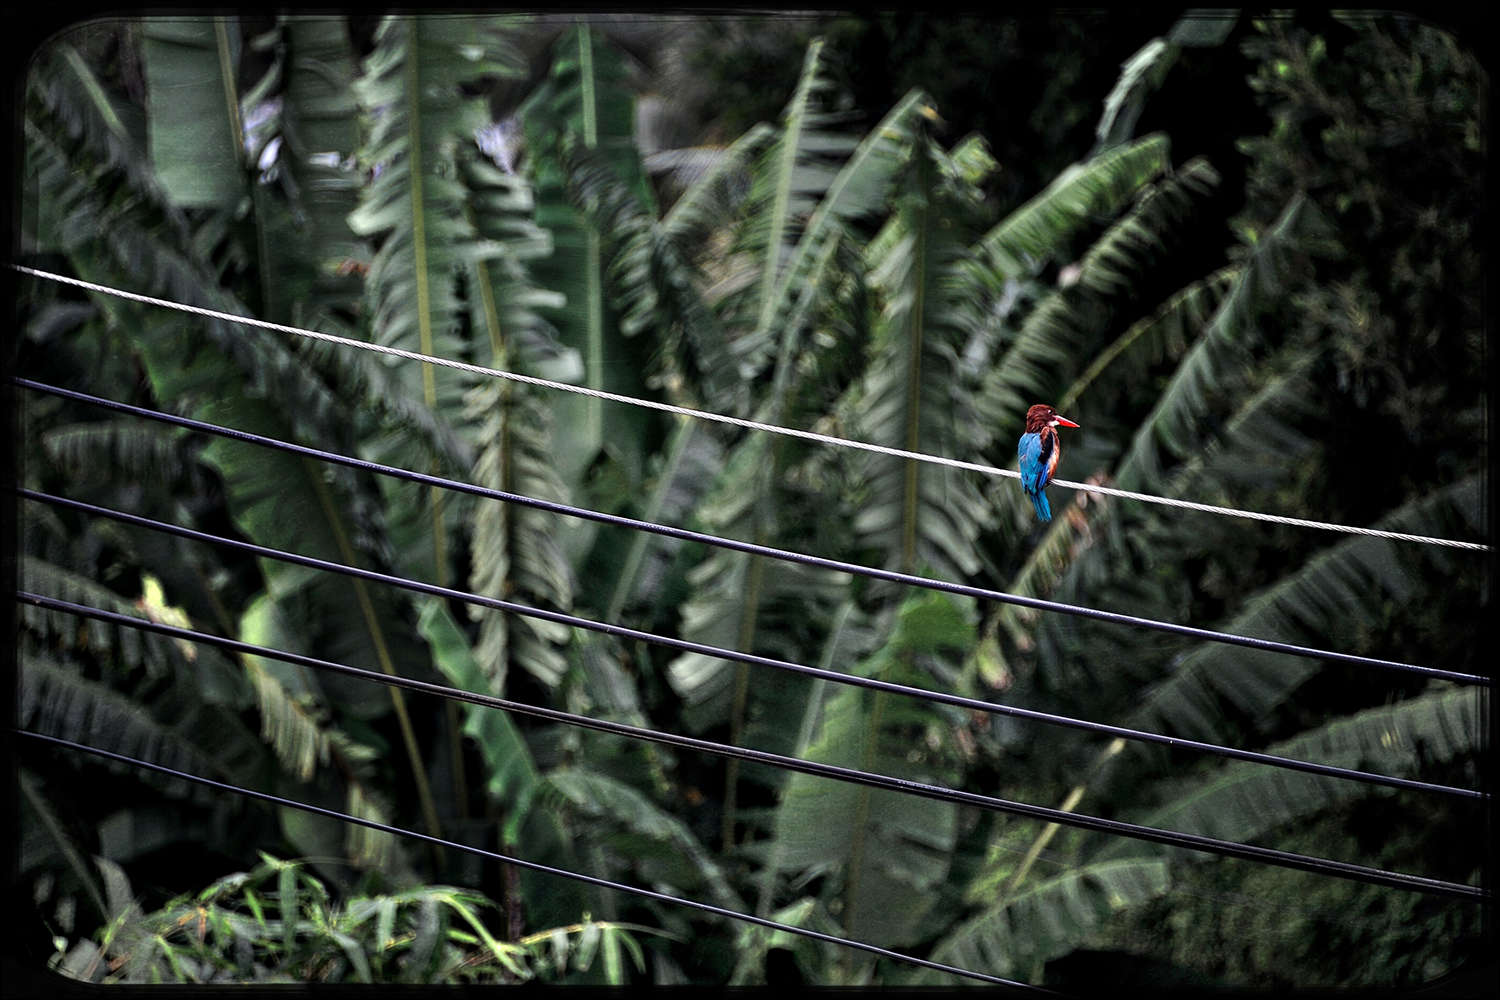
[1018,404,1079,522]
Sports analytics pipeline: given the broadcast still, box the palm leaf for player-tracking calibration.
[1000,339,1283,667]
[244,16,366,320]
[971,134,1172,282]
[716,39,864,381]
[848,137,993,583]
[1091,10,1238,156]
[769,592,976,950]
[664,431,851,728]
[460,152,577,690]
[661,123,776,244]
[739,87,935,387]
[568,146,744,414]
[1055,264,1239,418]
[417,598,590,925]
[140,17,246,209]
[20,556,242,701]
[976,155,1218,458]
[913,858,1170,985]
[547,768,746,915]
[1125,475,1484,745]
[603,418,726,625]
[41,420,203,494]
[520,23,662,515]
[1107,686,1485,857]
[347,17,524,590]
[20,652,224,805]
[1116,193,1338,485]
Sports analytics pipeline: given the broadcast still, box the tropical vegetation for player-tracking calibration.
[13,10,1487,987]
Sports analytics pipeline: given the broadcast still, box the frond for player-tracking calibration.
[971,134,1172,282]
[848,139,993,582]
[1127,475,1485,743]
[20,651,222,806]
[139,17,247,210]
[246,17,367,320]
[1074,156,1220,298]
[994,267,1241,637]
[1109,687,1484,858]
[548,768,746,914]
[603,419,726,625]
[661,124,776,245]
[466,379,574,691]
[348,16,520,418]
[1021,372,1325,697]
[40,420,203,493]
[665,431,850,728]
[419,595,590,921]
[1092,38,1179,156]
[738,87,935,383]
[715,39,865,381]
[1055,264,1239,417]
[1116,193,1338,484]
[913,858,1170,985]
[27,59,368,466]
[977,157,1222,449]
[517,23,665,510]
[28,43,167,219]
[768,593,976,948]
[20,555,240,698]
[19,769,111,925]
[568,147,744,414]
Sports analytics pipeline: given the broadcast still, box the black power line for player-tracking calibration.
[14,378,1485,686]
[11,730,1055,991]
[14,592,1489,903]
[17,489,1490,800]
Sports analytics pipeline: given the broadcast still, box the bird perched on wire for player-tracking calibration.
[1018,404,1080,522]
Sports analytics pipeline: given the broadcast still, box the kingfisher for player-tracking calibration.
[1018,404,1079,522]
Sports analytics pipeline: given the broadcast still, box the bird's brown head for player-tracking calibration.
[1025,404,1080,433]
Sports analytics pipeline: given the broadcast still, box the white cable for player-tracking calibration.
[13,264,1492,553]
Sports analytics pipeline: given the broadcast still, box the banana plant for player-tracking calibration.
[347,16,526,588]
[519,22,663,575]
[640,45,931,847]
[761,592,979,963]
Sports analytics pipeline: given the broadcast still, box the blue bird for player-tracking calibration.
[1018,404,1079,522]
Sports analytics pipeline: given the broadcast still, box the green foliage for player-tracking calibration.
[17,11,1486,989]
[520,23,663,523]
[768,592,976,952]
[914,858,1170,985]
[49,854,653,984]
[1118,687,1485,851]
[1099,790,1485,987]
[140,17,246,210]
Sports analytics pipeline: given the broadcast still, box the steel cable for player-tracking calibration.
[13,380,1486,688]
[9,265,1492,552]
[11,730,1058,991]
[16,489,1493,798]
[12,594,1490,903]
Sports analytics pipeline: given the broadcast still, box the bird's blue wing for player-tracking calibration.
[1018,432,1048,493]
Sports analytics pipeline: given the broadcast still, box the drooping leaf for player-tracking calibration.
[1113,686,1485,855]
[1125,476,1485,744]
[140,17,246,209]
[913,858,1170,985]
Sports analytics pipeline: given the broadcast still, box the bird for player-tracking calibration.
[1018,404,1079,522]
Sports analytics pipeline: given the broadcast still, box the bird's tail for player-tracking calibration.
[1029,489,1052,522]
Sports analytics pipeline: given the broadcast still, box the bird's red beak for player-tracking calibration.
[1055,416,1080,428]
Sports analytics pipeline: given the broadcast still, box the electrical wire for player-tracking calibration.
[14,380,1487,689]
[10,730,1055,991]
[11,265,1492,553]
[12,597,1489,903]
[13,489,1491,799]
